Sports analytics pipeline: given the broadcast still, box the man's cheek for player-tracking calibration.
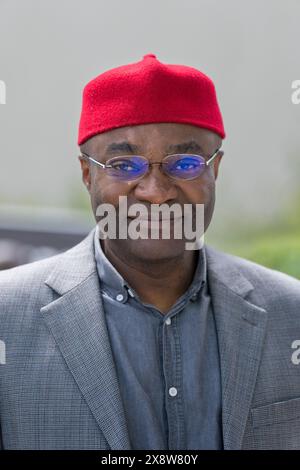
[201,178,215,203]
[92,187,131,220]
[188,183,213,206]
[91,185,115,206]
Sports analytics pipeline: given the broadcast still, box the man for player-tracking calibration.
[1,54,300,450]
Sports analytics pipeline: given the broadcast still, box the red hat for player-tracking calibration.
[78,53,225,145]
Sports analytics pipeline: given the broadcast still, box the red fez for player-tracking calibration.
[78,53,225,145]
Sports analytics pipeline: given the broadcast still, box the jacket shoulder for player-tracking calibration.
[0,229,95,291]
[0,229,95,314]
[0,251,62,287]
[0,252,65,315]
[205,244,300,300]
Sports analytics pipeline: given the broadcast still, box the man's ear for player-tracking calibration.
[78,156,91,192]
[213,150,224,180]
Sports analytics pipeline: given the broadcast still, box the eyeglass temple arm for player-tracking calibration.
[206,148,221,166]
[81,152,108,169]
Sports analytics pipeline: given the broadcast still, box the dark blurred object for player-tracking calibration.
[0,238,59,269]
[0,205,93,270]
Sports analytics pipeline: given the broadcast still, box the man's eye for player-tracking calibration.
[175,159,198,170]
[113,162,137,172]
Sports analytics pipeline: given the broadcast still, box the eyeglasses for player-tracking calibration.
[80,148,221,182]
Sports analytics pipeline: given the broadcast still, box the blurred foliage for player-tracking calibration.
[211,193,300,279]
[67,183,92,212]
[228,232,300,279]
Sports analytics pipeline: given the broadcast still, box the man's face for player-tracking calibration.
[79,123,223,262]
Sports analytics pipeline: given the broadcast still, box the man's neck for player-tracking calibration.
[100,240,199,314]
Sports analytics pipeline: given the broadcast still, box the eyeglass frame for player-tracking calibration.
[79,147,222,181]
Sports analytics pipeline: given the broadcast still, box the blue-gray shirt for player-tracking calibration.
[94,231,223,450]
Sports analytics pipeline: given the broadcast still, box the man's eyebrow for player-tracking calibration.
[105,141,140,154]
[104,140,206,155]
[166,140,205,154]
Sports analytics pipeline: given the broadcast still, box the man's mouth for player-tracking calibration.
[127,216,183,222]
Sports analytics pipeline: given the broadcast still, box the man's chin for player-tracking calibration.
[110,237,188,262]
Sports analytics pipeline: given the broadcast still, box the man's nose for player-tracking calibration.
[133,164,178,204]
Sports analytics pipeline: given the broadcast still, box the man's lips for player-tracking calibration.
[127,216,183,221]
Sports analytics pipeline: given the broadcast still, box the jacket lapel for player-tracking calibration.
[41,228,131,450]
[205,246,268,449]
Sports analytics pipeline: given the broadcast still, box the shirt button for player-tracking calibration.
[165,317,172,325]
[169,387,178,397]
[116,294,124,302]
[127,288,135,298]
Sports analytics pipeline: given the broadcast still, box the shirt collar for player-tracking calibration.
[94,225,207,303]
[94,226,129,303]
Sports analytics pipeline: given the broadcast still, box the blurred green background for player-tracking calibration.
[206,191,300,279]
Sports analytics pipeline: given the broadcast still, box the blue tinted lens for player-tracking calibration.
[164,154,206,179]
[107,156,148,180]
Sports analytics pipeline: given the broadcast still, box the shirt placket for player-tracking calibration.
[162,313,185,450]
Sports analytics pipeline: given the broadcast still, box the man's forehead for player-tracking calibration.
[85,123,221,153]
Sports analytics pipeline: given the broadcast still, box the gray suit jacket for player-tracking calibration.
[1,228,300,450]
